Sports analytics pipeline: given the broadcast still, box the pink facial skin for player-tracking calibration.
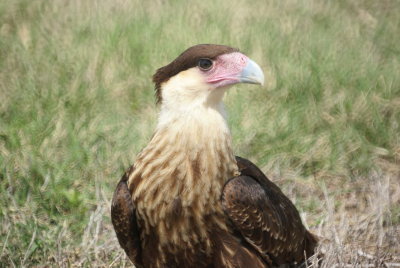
[202,52,249,88]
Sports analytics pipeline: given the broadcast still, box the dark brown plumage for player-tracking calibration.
[111,166,142,267]
[111,44,317,267]
[222,157,318,266]
[112,157,317,267]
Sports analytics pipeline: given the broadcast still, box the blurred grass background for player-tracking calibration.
[0,0,399,266]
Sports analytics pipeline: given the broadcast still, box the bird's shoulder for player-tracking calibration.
[111,164,143,267]
[221,156,317,265]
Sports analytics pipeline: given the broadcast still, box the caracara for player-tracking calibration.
[111,44,317,268]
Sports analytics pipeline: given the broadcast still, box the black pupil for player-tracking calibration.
[198,59,212,70]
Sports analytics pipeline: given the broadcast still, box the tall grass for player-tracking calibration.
[0,0,399,266]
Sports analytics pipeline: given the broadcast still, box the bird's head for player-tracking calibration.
[153,44,264,109]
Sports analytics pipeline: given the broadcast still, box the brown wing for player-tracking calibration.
[111,165,143,267]
[221,156,317,266]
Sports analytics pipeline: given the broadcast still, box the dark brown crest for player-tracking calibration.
[152,44,239,104]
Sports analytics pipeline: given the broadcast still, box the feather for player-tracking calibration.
[111,44,318,267]
[222,156,318,266]
[111,166,143,267]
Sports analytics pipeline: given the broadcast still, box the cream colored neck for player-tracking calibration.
[133,101,237,182]
[129,101,238,227]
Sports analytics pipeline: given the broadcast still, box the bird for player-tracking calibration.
[111,44,318,268]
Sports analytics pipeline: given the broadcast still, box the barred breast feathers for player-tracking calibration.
[127,102,239,243]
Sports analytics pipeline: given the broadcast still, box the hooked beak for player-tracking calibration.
[239,58,265,86]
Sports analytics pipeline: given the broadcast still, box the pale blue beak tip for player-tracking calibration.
[239,58,265,86]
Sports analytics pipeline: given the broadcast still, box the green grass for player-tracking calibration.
[0,0,399,266]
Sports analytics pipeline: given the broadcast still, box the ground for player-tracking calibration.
[0,0,399,267]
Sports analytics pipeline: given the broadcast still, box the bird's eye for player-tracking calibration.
[198,58,213,71]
